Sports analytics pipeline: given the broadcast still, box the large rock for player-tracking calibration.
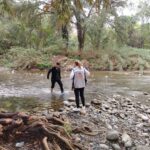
[106,130,119,141]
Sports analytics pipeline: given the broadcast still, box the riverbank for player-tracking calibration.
[0,46,150,71]
[0,93,150,150]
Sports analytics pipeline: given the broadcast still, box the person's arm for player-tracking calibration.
[70,69,74,80]
[59,68,61,79]
[47,68,52,79]
[84,68,90,76]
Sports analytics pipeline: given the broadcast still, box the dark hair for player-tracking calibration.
[56,62,60,66]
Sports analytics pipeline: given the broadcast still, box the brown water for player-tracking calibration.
[0,68,150,112]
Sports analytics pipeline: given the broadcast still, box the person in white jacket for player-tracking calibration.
[70,60,90,109]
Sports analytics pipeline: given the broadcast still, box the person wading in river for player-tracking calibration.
[47,62,64,94]
[70,60,90,110]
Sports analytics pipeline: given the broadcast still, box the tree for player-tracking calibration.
[42,0,112,55]
[136,1,150,48]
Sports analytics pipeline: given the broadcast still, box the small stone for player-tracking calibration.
[143,92,149,95]
[91,99,101,105]
[122,132,132,148]
[86,103,90,107]
[136,123,144,128]
[80,108,86,115]
[68,97,75,102]
[106,130,119,141]
[15,142,24,148]
[146,109,150,114]
[141,133,149,137]
[137,114,149,121]
[112,144,121,150]
[119,113,125,119]
[136,145,150,150]
[106,123,113,130]
[63,101,70,106]
[99,144,109,149]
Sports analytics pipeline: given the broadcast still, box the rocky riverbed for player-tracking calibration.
[61,93,150,150]
[0,93,150,150]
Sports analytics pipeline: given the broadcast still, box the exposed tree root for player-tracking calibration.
[42,137,50,150]
[0,146,8,150]
[72,126,99,136]
[0,112,96,150]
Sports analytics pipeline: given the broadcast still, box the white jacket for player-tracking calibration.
[70,66,90,88]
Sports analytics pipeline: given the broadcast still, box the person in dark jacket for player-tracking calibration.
[47,62,64,93]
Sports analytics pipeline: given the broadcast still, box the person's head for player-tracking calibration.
[56,62,60,67]
[74,60,82,68]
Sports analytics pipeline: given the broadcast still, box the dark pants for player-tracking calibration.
[51,79,64,93]
[74,88,85,108]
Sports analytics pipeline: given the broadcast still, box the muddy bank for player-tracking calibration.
[0,92,150,150]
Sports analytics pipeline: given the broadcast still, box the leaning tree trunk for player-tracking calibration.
[62,24,69,55]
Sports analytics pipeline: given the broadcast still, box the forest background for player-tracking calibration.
[0,0,150,71]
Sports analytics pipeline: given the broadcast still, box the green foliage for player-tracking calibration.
[64,122,72,135]
[0,0,150,71]
[1,47,51,69]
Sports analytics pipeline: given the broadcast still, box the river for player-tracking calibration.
[0,68,150,113]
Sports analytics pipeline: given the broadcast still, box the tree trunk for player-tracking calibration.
[76,22,85,55]
[61,24,69,55]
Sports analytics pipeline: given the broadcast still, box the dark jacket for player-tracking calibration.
[47,67,61,80]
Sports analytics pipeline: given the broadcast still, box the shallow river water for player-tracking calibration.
[0,68,150,112]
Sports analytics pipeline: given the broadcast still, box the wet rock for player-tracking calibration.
[136,145,150,150]
[122,132,132,148]
[111,144,121,150]
[106,130,119,141]
[99,144,109,149]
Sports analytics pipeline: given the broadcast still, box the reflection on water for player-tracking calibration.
[0,96,43,112]
[0,69,150,112]
[51,94,65,111]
